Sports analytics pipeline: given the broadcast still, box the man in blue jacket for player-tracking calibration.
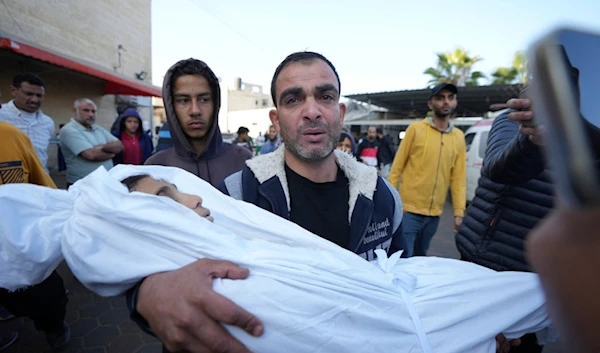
[221,52,405,260]
[125,52,406,353]
[455,97,553,353]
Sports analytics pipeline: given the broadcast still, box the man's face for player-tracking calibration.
[268,127,278,141]
[132,177,213,222]
[269,60,346,162]
[124,117,140,134]
[172,75,214,141]
[428,89,457,118]
[11,82,45,113]
[74,102,96,128]
[367,127,377,141]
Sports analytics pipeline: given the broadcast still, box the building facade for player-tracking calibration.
[0,0,159,170]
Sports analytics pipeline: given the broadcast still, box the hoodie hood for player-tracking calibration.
[112,108,143,136]
[163,58,224,160]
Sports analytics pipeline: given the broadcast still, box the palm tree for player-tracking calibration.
[491,51,528,85]
[424,48,486,87]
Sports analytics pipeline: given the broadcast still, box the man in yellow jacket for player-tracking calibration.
[388,83,466,257]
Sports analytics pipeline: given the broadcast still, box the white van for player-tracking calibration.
[464,119,493,203]
[463,108,511,203]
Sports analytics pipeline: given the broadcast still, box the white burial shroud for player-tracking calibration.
[0,165,555,353]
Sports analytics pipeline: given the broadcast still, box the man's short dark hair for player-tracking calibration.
[376,128,383,134]
[170,59,217,97]
[12,73,45,88]
[270,52,341,107]
[237,126,249,135]
[121,174,150,191]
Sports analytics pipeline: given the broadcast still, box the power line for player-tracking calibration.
[186,0,268,55]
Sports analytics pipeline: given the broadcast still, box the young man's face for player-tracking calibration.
[172,75,214,141]
[11,82,45,113]
[131,177,213,222]
[269,59,346,162]
[428,89,457,118]
[124,117,140,134]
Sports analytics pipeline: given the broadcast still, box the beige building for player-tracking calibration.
[218,77,273,136]
[0,0,160,170]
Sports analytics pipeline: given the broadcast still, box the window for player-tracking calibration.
[464,133,475,152]
[478,131,489,158]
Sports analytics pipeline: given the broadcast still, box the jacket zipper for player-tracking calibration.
[353,211,374,253]
[428,132,443,214]
[476,208,503,254]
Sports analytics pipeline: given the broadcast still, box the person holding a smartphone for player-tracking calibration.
[524,29,600,353]
[455,91,553,352]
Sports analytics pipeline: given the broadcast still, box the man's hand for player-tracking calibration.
[80,146,116,161]
[454,216,463,232]
[137,259,264,353]
[506,98,544,146]
[495,334,521,353]
[527,208,600,353]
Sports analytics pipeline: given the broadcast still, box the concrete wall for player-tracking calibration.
[226,108,273,139]
[0,0,152,127]
[0,0,152,171]
[0,0,152,79]
[227,89,272,111]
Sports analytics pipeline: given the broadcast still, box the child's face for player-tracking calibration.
[336,137,353,154]
[132,177,214,222]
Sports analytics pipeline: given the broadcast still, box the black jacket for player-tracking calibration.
[455,111,554,272]
[377,135,395,165]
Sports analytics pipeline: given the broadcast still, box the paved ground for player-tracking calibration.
[1,173,562,352]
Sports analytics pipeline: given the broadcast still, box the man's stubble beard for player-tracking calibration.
[433,106,456,119]
[280,119,342,163]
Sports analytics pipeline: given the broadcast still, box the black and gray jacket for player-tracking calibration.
[455,111,554,272]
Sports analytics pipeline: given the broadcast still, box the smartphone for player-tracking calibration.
[527,27,600,209]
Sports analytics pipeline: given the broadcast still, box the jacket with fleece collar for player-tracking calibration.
[145,58,252,187]
[220,146,407,260]
[388,118,467,217]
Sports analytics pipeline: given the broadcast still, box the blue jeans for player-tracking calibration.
[400,212,441,257]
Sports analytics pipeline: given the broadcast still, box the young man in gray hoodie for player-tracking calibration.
[145,59,252,187]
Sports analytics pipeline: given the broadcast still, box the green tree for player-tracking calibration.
[424,48,486,87]
[491,51,528,85]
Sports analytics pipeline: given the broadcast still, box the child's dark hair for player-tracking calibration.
[121,174,150,191]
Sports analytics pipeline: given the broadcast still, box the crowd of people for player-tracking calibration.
[0,50,598,353]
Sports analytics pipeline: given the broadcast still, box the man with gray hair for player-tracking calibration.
[59,98,123,187]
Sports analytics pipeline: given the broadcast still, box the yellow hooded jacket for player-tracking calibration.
[387,118,466,217]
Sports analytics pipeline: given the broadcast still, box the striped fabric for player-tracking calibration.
[0,100,55,171]
[0,161,25,184]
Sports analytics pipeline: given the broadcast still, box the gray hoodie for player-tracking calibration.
[145,59,252,187]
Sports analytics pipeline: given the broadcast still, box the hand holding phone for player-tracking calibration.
[506,95,543,145]
[527,27,600,208]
